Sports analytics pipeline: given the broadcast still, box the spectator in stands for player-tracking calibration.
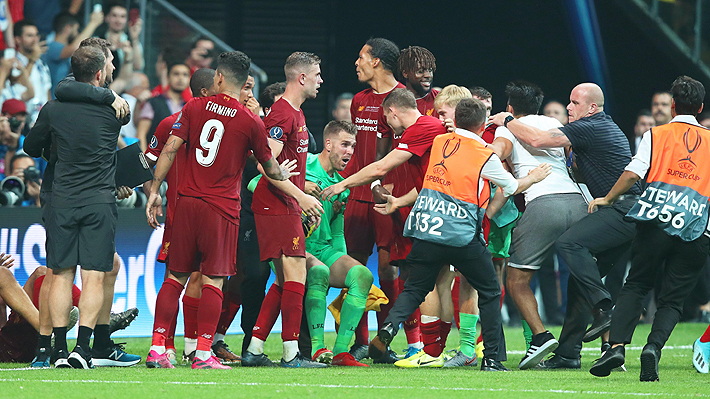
[331,92,353,121]
[185,36,215,74]
[0,0,15,51]
[151,46,192,103]
[7,153,41,206]
[651,91,672,125]
[135,61,189,151]
[45,10,104,97]
[543,100,568,125]
[6,20,51,125]
[630,109,654,155]
[95,1,143,78]
[119,71,150,145]
[0,99,26,177]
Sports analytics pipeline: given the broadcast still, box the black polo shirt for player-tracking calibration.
[560,112,642,198]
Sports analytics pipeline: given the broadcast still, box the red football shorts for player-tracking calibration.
[169,196,237,277]
[157,221,172,263]
[343,199,393,255]
[254,213,305,261]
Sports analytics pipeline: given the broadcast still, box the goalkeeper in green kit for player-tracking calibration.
[303,120,373,367]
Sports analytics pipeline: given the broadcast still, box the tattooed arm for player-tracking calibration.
[145,135,183,228]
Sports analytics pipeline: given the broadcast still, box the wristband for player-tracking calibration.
[504,115,514,128]
[370,180,382,190]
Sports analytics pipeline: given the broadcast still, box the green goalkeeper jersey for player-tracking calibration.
[305,153,349,252]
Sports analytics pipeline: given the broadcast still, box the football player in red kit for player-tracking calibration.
[145,51,296,369]
[243,52,326,368]
[343,39,405,363]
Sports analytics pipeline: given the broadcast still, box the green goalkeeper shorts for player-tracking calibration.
[307,242,348,268]
[487,221,516,259]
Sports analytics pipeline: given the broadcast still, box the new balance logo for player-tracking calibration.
[202,333,212,340]
[155,327,166,333]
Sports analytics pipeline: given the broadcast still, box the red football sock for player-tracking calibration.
[71,284,81,307]
[476,333,483,344]
[500,284,505,308]
[701,324,710,343]
[403,308,422,345]
[451,276,461,329]
[421,318,442,357]
[439,321,452,351]
[378,279,398,329]
[182,294,200,339]
[216,291,242,335]
[196,284,223,352]
[354,313,369,345]
[151,278,183,347]
[252,284,283,341]
[281,281,305,342]
[166,312,177,350]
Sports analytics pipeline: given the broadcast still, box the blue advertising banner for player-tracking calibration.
[0,208,381,339]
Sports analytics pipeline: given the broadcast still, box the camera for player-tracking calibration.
[23,166,40,184]
[0,176,24,206]
[8,116,22,133]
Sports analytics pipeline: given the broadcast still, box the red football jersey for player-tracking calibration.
[396,115,447,191]
[145,112,185,228]
[416,89,439,117]
[345,82,406,202]
[482,123,498,144]
[252,98,309,215]
[170,94,273,222]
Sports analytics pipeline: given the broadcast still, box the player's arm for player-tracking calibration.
[373,187,418,215]
[485,186,508,219]
[321,149,412,201]
[488,136,513,161]
[331,209,347,254]
[489,112,571,149]
[256,162,323,218]
[54,74,129,120]
[145,134,183,229]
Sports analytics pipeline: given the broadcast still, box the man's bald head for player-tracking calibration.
[567,83,605,122]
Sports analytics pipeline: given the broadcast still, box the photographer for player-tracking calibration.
[7,153,41,206]
[0,99,29,177]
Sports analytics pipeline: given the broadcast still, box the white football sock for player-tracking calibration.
[283,341,299,362]
[247,337,265,355]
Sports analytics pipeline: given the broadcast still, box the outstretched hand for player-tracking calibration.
[146,192,163,229]
[528,163,552,182]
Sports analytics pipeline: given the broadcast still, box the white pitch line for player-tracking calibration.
[506,345,692,356]
[0,378,707,397]
[0,346,693,371]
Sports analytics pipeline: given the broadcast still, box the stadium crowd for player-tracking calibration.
[0,0,708,383]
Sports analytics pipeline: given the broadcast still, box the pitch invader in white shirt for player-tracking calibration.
[488,81,588,370]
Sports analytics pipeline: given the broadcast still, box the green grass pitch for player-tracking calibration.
[0,323,708,398]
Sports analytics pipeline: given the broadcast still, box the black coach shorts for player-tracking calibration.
[48,203,117,272]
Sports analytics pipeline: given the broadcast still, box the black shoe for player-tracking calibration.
[369,322,394,361]
[241,351,276,367]
[53,348,71,368]
[68,345,94,369]
[349,343,369,361]
[640,343,660,382]
[590,345,624,377]
[109,308,139,335]
[372,347,398,364]
[583,306,613,343]
[481,357,510,371]
[519,331,559,369]
[536,354,581,369]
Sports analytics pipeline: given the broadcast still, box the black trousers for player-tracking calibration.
[553,197,636,359]
[609,224,710,347]
[385,237,504,359]
[238,211,272,354]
